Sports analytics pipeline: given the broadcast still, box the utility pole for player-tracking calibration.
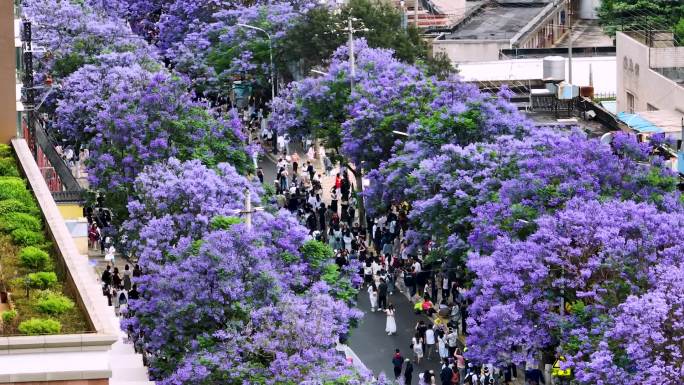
[340,16,369,233]
[21,19,36,159]
[414,0,419,27]
[348,17,355,89]
[241,188,263,231]
[568,25,573,84]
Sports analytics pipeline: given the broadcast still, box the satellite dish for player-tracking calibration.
[600,132,614,145]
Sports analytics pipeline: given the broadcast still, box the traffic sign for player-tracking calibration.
[552,356,571,377]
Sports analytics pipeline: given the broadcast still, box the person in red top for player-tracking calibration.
[422,298,436,316]
[335,173,342,190]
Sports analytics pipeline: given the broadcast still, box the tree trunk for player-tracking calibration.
[354,171,366,231]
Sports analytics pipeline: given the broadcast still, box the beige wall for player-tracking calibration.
[432,39,510,63]
[0,1,17,144]
[616,33,684,114]
[8,380,107,385]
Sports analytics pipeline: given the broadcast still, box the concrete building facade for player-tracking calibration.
[616,32,684,115]
[0,0,18,144]
[432,0,575,63]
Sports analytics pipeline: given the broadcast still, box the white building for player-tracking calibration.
[616,31,684,115]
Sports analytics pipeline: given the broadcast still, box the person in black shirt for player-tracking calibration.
[101,265,112,287]
[128,284,140,300]
[378,278,388,310]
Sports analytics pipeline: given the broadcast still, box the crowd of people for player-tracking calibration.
[83,104,546,385]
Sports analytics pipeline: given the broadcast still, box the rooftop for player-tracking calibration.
[443,2,547,40]
[555,19,614,48]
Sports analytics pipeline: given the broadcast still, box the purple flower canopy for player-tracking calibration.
[123,158,364,383]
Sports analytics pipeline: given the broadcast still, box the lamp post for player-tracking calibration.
[236,23,275,101]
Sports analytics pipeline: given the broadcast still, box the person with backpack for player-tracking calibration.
[440,360,454,385]
[392,349,404,379]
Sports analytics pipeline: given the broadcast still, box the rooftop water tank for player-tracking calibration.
[543,56,565,82]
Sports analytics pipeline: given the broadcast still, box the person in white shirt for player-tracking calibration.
[425,324,436,359]
[412,259,422,274]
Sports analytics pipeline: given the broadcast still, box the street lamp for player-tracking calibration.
[236,23,275,101]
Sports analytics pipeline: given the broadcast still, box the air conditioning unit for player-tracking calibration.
[557,83,579,100]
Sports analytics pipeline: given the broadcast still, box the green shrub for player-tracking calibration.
[0,199,39,216]
[11,229,46,246]
[0,144,11,158]
[27,272,57,289]
[301,240,333,269]
[19,246,51,270]
[0,177,33,205]
[0,158,19,177]
[1,309,17,324]
[35,292,74,315]
[0,212,42,232]
[17,318,61,335]
[210,215,242,230]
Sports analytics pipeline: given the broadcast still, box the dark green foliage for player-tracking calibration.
[280,0,431,79]
[598,0,684,36]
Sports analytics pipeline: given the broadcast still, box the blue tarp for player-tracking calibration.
[617,112,664,133]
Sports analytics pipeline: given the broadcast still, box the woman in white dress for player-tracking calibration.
[368,283,379,312]
[437,331,449,360]
[412,333,424,365]
[385,304,397,335]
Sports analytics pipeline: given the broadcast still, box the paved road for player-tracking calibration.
[349,287,445,382]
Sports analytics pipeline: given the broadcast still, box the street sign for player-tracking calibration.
[552,356,571,377]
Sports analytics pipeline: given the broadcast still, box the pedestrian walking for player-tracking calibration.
[412,333,424,364]
[101,265,112,288]
[133,264,142,278]
[378,278,388,310]
[446,327,458,357]
[438,331,449,360]
[454,348,466,384]
[306,161,315,182]
[440,363,454,385]
[404,359,414,385]
[112,267,122,289]
[257,167,264,184]
[385,304,397,335]
[368,282,378,312]
[291,151,300,174]
[425,324,436,359]
[112,288,121,316]
[363,261,373,287]
[324,155,333,176]
[392,349,404,379]
[123,264,132,291]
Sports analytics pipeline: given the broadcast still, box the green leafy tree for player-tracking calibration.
[279,0,436,78]
[598,0,684,35]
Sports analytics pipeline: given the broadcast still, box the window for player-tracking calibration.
[647,103,658,111]
[627,92,635,113]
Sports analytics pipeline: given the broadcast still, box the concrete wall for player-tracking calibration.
[0,1,17,144]
[616,32,684,114]
[432,39,510,63]
[578,0,599,19]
